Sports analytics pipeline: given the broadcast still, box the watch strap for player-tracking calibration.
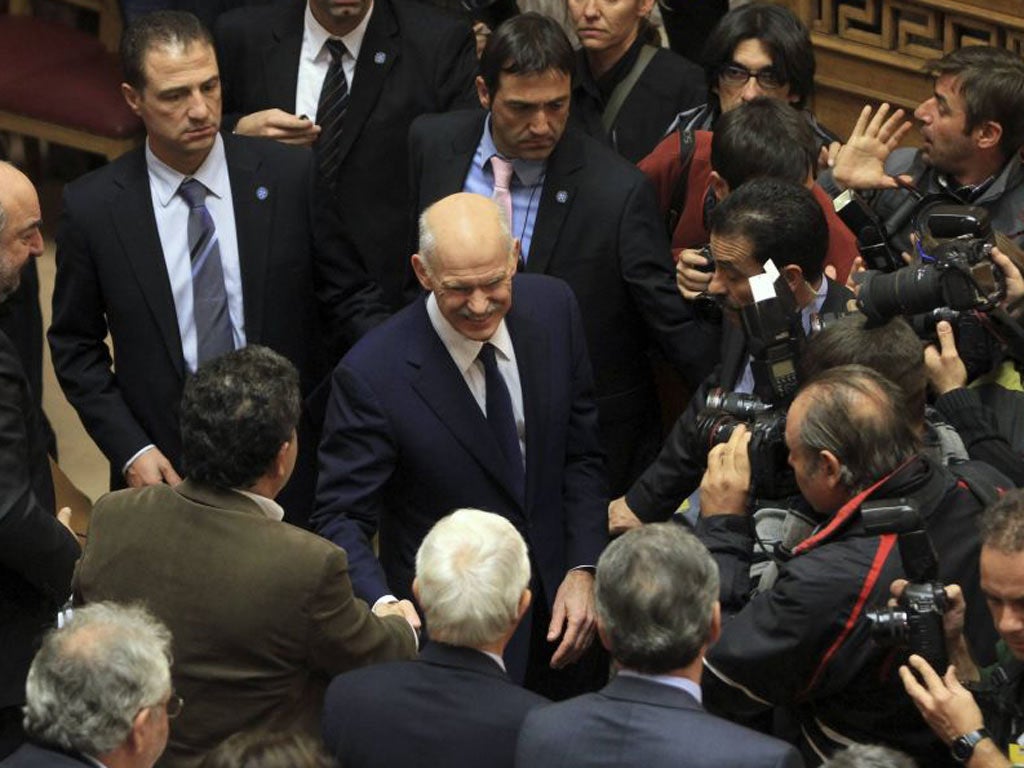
[951,727,991,763]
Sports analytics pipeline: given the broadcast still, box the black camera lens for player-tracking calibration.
[705,389,773,417]
[857,266,945,324]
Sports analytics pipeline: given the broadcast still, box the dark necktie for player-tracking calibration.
[316,39,350,184]
[178,178,234,366]
[478,342,524,494]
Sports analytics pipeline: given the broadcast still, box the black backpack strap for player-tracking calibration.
[665,128,696,239]
[949,460,1008,508]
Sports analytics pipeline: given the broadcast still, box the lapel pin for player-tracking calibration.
[556,190,568,204]
[256,186,269,201]
[374,51,386,64]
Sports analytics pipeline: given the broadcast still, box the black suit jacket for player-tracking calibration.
[48,134,382,518]
[409,110,715,494]
[215,0,479,309]
[515,674,804,768]
[0,331,80,711]
[323,643,548,768]
[0,743,94,768]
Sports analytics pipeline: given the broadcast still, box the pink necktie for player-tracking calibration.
[490,155,514,227]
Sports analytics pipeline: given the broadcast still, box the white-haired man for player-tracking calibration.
[2,603,174,768]
[322,509,548,768]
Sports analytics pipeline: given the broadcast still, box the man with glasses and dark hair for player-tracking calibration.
[74,346,417,767]
[2,602,175,768]
[668,2,837,150]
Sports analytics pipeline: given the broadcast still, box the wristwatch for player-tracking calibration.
[951,728,991,763]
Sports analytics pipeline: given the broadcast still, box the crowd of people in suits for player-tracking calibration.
[5,0,1024,766]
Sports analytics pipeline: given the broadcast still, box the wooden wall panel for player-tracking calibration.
[777,0,1024,145]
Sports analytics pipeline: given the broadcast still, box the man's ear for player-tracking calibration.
[596,617,612,653]
[974,120,1003,152]
[122,83,142,117]
[411,253,434,291]
[817,449,844,489]
[707,602,722,646]
[476,76,492,111]
[273,440,291,480]
[708,171,730,203]
[412,578,421,606]
[780,263,805,292]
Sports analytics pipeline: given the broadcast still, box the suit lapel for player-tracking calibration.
[110,150,185,380]
[333,0,399,168]
[406,303,525,508]
[263,6,305,111]
[524,131,583,275]
[435,113,482,201]
[506,299,548,516]
[224,135,273,344]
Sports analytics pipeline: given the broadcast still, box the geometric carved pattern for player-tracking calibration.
[803,0,1024,61]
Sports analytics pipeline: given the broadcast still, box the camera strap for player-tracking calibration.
[665,128,696,238]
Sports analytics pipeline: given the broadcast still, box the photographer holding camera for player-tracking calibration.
[697,364,1009,765]
[897,489,1024,768]
[609,177,852,534]
[822,47,1024,256]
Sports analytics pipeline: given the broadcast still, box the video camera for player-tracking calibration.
[863,499,949,672]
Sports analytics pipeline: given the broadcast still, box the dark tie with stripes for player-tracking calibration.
[316,38,350,184]
[478,343,524,495]
[178,178,234,366]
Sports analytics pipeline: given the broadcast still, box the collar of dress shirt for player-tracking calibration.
[479,114,547,188]
[482,649,507,671]
[304,0,375,66]
[146,133,229,208]
[426,292,515,374]
[616,668,703,703]
[234,489,285,522]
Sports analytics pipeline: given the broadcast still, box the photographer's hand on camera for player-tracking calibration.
[992,247,1024,318]
[699,425,752,517]
[925,321,970,396]
[831,104,915,192]
[899,656,991,750]
[676,248,713,301]
[892,579,980,682]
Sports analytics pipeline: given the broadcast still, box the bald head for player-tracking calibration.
[412,193,518,342]
[0,162,43,303]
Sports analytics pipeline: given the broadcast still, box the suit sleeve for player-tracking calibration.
[48,187,154,472]
[560,284,610,569]
[306,543,416,676]
[0,343,79,602]
[312,361,396,603]
[617,175,719,388]
[432,17,480,112]
[310,166,392,359]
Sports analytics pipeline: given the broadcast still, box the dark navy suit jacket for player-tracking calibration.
[323,643,547,768]
[515,674,805,768]
[313,274,607,632]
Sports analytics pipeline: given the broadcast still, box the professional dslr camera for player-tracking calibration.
[693,273,804,500]
[863,499,949,672]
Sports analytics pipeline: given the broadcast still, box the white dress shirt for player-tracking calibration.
[145,134,246,374]
[295,1,375,121]
[426,293,526,461]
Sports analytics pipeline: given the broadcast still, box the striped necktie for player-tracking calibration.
[316,38,350,184]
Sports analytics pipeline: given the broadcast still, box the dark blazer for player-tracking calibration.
[571,45,705,164]
[48,133,383,520]
[323,642,548,768]
[0,330,79,712]
[409,110,715,495]
[515,674,804,768]
[0,743,94,767]
[73,479,416,768]
[312,274,607,636]
[215,0,479,310]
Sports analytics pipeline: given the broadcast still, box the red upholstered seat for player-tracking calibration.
[0,16,105,87]
[0,51,142,139]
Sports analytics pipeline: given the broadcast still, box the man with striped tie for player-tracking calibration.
[49,10,385,526]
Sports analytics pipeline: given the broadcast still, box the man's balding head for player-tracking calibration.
[0,162,43,303]
[412,194,518,342]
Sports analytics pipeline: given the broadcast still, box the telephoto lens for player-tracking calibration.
[857,266,945,324]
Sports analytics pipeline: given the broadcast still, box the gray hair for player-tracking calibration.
[416,197,513,272]
[797,365,919,492]
[595,523,719,674]
[823,744,918,768]
[415,508,530,647]
[24,602,172,755]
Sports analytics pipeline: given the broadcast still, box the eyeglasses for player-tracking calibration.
[154,691,184,719]
[719,63,786,90]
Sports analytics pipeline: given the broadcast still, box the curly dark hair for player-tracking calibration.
[180,346,300,490]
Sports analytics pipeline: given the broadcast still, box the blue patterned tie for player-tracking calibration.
[478,343,524,494]
[316,39,350,184]
[178,178,234,366]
